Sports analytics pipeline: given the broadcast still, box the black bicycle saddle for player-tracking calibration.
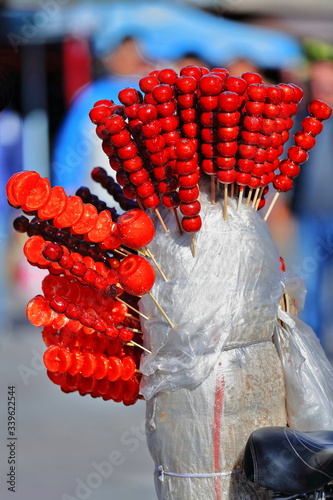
[243,426,333,495]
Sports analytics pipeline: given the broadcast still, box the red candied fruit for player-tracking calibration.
[152,84,173,104]
[274,175,293,192]
[12,171,41,207]
[218,92,240,112]
[104,114,126,135]
[158,68,178,85]
[241,72,263,85]
[27,295,53,327]
[308,99,332,121]
[217,169,237,184]
[180,200,201,217]
[175,138,197,160]
[117,209,155,250]
[181,215,202,233]
[301,116,323,136]
[49,295,68,313]
[293,131,316,150]
[162,192,180,209]
[279,160,301,178]
[142,193,160,209]
[121,356,136,380]
[180,65,202,81]
[287,146,309,164]
[139,75,159,93]
[136,181,155,199]
[175,76,197,94]
[118,255,156,295]
[23,177,51,212]
[224,76,247,95]
[89,105,112,125]
[42,242,64,262]
[118,88,141,106]
[119,328,134,343]
[199,74,224,95]
[137,104,157,123]
[38,186,67,221]
[178,186,199,203]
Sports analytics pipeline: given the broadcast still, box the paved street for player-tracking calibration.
[0,293,156,500]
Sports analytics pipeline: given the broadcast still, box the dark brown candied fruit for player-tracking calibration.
[13,215,29,233]
[42,243,64,262]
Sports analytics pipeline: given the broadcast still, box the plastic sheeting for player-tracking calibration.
[140,189,288,498]
[140,185,333,499]
[139,189,284,400]
[275,308,333,431]
[146,341,286,500]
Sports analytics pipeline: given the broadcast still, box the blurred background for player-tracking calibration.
[0,0,333,499]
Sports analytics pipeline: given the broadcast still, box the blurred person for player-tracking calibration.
[289,44,333,351]
[52,0,301,196]
[52,37,155,195]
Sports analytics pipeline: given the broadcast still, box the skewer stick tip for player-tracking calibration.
[145,247,168,282]
[191,233,196,258]
[237,186,244,213]
[264,191,280,221]
[127,340,152,354]
[223,183,228,221]
[155,208,168,233]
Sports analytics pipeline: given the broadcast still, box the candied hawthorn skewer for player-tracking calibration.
[264,98,332,221]
[217,90,243,218]
[199,72,224,206]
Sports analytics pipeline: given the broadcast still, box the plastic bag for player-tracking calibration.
[139,186,284,400]
[275,307,333,430]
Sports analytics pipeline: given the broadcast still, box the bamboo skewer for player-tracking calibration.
[155,208,168,232]
[255,187,265,210]
[264,192,280,221]
[251,187,260,208]
[237,187,244,212]
[145,247,168,282]
[211,176,216,205]
[173,208,183,235]
[127,340,151,354]
[136,199,145,211]
[223,183,228,221]
[246,188,253,206]
[115,297,149,320]
[113,248,128,258]
[148,292,174,328]
[191,233,196,258]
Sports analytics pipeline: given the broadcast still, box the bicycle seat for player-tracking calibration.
[243,426,333,495]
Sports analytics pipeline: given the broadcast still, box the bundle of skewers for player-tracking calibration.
[6,65,332,406]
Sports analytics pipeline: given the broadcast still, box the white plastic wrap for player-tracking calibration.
[146,341,287,500]
[139,189,284,400]
[275,307,333,430]
[139,190,289,499]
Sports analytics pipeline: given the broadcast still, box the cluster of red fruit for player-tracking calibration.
[43,325,139,403]
[89,65,331,230]
[6,170,162,404]
[275,99,332,192]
